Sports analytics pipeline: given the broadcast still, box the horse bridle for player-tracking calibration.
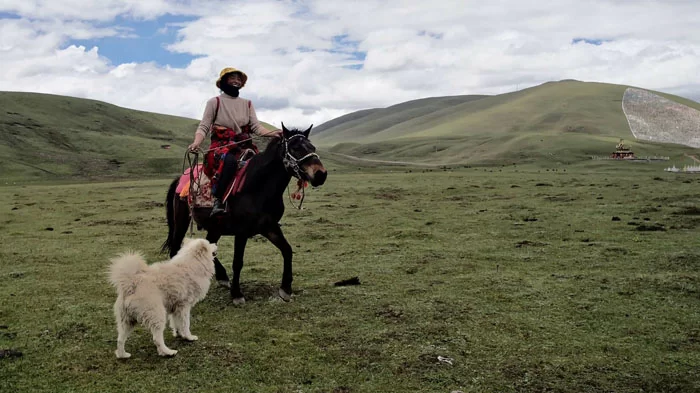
[282,134,320,180]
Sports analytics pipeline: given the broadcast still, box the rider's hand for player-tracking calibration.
[188,143,200,152]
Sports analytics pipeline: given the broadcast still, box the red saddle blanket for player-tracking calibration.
[177,163,249,208]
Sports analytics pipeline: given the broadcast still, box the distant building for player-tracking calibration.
[610,139,635,159]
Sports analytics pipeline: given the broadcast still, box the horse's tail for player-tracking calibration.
[108,251,148,294]
[161,177,179,254]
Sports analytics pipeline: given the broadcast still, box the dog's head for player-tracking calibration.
[181,238,218,262]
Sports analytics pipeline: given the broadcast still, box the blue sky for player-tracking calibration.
[66,14,198,67]
[572,38,610,46]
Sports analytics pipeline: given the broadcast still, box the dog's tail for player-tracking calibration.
[108,252,148,293]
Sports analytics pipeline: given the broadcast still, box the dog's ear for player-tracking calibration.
[194,239,211,256]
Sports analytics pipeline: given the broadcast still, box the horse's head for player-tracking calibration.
[280,123,327,187]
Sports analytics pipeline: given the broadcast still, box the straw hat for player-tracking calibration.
[215,67,248,89]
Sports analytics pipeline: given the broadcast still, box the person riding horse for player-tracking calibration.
[188,67,282,216]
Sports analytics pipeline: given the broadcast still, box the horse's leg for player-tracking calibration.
[262,224,294,302]
[206,231,229,287]
[230,235,248,304]
[169,198,192,258]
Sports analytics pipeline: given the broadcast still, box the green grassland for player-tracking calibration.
[1,160,698,392]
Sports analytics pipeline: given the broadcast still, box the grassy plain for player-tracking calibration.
[1,161,699,392]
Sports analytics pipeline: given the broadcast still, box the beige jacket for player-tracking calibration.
[195,94,268,137]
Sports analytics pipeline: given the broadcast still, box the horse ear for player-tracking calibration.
[281,122,291,137]
[303,124,313,138]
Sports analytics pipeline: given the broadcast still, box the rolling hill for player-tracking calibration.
[314,80,700,165]
[2,81,699,181]
[0,92,275,181]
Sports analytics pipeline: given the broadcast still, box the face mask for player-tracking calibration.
[221,83,240,97]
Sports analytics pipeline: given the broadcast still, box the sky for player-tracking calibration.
[1,0,699,128]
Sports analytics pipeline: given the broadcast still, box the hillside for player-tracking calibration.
[2,83,698,181]
[313,95,488,138]
[314,80,700,165]
[0,92,275,181]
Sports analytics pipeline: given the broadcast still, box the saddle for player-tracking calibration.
[177,155,252,209]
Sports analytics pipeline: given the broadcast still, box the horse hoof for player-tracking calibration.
[218,280,231,289]
[232,297,246,305]
[278,288,292,302]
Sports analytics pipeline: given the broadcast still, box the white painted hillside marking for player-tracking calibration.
[622,88,700,148]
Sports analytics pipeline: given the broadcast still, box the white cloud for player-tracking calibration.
[1,0,699,130]
[0,0,187,21]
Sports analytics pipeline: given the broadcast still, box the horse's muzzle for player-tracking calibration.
[305,163,327,187]
[311,169,327,187]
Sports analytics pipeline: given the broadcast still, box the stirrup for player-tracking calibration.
[239,149,256,164]
[210,199,226,216]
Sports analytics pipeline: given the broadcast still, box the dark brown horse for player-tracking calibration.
[162,125,327,303]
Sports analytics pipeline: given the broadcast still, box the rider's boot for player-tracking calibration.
[210,198,226,217]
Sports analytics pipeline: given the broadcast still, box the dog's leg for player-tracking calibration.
[151,324,177,357]
[168,314,180,338]
[147,308,177,356]
[175,306,198,341]
[115,306,134,359]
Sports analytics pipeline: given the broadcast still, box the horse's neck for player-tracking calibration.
[260,160,292,198]
[244,148,291,199]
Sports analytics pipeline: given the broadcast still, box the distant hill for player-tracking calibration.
[314,80,700,165]
[313,95,488,137]
[0,92,276,181]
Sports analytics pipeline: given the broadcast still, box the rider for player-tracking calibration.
[188,67,281,216]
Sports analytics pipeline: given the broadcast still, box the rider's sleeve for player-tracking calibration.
[195,97,217,137]
[248,101,268,136]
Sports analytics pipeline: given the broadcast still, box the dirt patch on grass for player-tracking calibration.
[672,206,700,215]
[543,194,577,202]
[85,219,142,226]
[663,251,700,271]
[239,281,281,301]
[376,305,405,323]
[55,321,92,340]
[635,223,666,231]
[374,187,405,200]
[0,349,23,359]
[516,240,548,248]
[136,201,164,210]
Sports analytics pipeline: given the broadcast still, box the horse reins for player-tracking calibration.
[182,150,201,237]
[282,134,319,210]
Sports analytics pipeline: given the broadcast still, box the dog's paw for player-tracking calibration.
[183,335,198,341]
[115,350,131,359]
[158,348,178,357]
[171,329,179,338]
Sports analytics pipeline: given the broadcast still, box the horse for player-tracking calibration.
[161,124,327,304]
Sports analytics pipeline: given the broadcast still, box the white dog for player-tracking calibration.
[108,238,218,358]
